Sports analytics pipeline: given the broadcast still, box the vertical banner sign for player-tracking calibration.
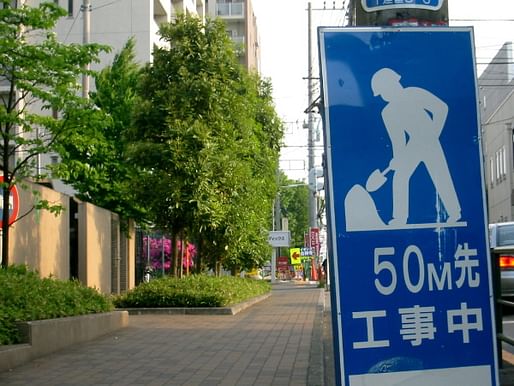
[319,27,498,386]
[310,227,320,256]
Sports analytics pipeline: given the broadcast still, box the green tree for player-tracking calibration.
[0,1,107,267]
[208,75,282,274]
[53,38,146,227]
[278,172,309,248]
[128,15,283,275]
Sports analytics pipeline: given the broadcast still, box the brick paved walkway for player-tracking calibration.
[0,282,325,386]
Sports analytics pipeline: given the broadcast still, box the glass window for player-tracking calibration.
[498,224,514,246]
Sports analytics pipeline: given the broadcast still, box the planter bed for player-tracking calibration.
[0,311,128,372]
[119,292,271,316]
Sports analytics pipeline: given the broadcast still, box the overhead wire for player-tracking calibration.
[62,6,81,43]
[91,0,124,12]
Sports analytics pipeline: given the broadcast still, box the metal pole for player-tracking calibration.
[271,169,282,284]
[82,0,91,99]
[271,248,277,284]
[146,234,150,266]
[307,2,317,228]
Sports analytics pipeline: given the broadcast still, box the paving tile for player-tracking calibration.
[0,282,325,386]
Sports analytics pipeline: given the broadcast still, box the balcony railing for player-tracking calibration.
[231,36,244,45]
[216,2,244,17]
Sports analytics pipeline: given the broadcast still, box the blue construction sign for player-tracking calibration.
[361,0,444,12]
[319,27,498,386]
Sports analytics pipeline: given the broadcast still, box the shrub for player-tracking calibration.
[114,275,271,308]
[0,265,113,345]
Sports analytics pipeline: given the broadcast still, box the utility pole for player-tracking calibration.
[82,0,91,99]
[271,169,282,284]
[305,2,346,228]
[307,2,317,228]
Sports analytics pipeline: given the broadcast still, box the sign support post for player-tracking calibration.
[268,231,291,283]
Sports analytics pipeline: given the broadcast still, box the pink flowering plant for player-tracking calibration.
[143,236,196,274]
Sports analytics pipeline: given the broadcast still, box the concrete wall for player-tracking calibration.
[124,220,136,291]
[10,182,70,280]
[7,180,136,294]
[78,201,112,293]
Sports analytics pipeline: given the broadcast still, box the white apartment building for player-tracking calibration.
[52,0,205,68]
[205,0,260,71]
[480,42,514,223]
[51,0,258,75]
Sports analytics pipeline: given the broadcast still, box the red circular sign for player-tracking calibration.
[0,176,19,228]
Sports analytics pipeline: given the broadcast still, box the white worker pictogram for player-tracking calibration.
[344,68,467,231]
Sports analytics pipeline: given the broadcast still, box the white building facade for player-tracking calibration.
[52,0,205,68]
[480,42,514,223]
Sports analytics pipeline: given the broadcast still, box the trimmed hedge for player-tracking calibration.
[0,265,113,345]
[114,275,271,308]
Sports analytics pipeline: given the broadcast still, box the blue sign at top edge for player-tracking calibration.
[362,0,443,12]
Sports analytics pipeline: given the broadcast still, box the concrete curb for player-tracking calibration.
[0,311,128,372]
[504,350,514,366]
[119,292,271,316]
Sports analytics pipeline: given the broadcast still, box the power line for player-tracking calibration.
[482,116,514,126]
[63,6,81,43]
[92,0,123,11]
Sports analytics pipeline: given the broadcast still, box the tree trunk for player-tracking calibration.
[171,233,178,277]
[195,237,204,274]
[1,181,11,268]
[231,265,240,277]
[178,231,184,278]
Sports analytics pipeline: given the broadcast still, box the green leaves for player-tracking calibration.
[54,38,146,224]
[0,265,113,345]
[0,1,109,266]
[113,275,270,308]
[128,15,283,273]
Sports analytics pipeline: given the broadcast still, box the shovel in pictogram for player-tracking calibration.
[366,166,392,192]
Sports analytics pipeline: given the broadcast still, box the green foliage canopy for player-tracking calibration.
[128,15,284,272]
[53,38,146,225]
[0,1,108,267]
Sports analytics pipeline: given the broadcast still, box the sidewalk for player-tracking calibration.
[0,281,328,386]
[4,281,513,385]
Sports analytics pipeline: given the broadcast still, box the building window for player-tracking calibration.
[68,0,73,17]
[500,146,507,178]
[495,146,507,183]
[490,157,494,187]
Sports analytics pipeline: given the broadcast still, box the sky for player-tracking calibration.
[251,0,514,181]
